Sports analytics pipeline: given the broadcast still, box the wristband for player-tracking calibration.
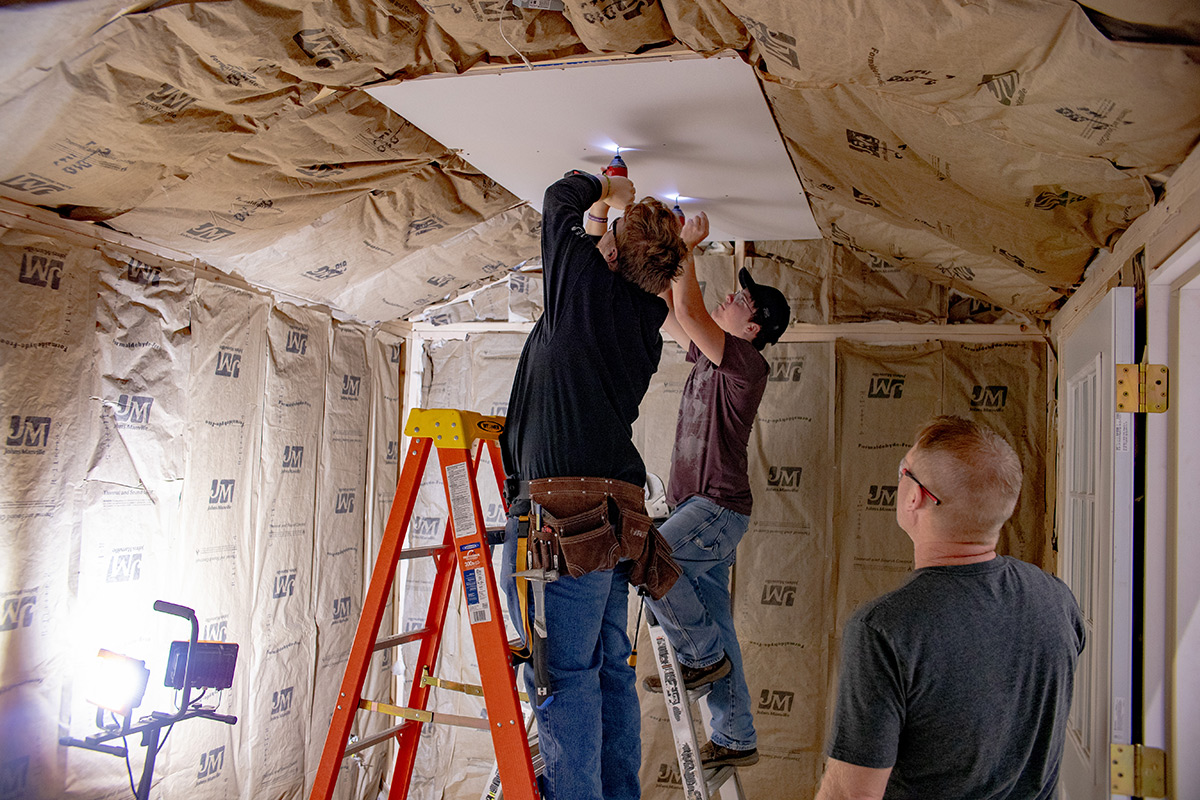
[602,173,611,197]
[587,213,608,224]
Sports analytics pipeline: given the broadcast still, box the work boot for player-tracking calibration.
[642,654,731,693]
[699,740,760,768]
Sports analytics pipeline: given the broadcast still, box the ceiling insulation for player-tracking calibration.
[0,0,1196,320]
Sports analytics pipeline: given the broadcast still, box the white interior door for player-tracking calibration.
[1058,287,1135,800]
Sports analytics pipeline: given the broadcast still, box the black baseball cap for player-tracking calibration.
[738,267,791,348]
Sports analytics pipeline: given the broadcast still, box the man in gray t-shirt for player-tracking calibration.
[817,416,1085,800]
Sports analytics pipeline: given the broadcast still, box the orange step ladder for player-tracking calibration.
[310,408,540,800]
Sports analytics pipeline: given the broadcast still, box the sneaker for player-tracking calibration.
[699,740,759,768]
[642,655,731,693]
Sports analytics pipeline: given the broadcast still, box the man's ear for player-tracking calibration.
[597,233,618,269]
[744,320,761,340]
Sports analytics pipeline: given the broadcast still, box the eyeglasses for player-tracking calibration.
[899,465,941,505]
[731,290,756,313]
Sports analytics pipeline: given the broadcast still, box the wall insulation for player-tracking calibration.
[0,222,397,800]
[413,254,1049,799]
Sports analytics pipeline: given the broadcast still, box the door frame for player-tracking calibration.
[1145,228,1200,798]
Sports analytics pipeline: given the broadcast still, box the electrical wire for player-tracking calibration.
[500,1,534,70]
[112,712,138,799]
[121,738,137,799]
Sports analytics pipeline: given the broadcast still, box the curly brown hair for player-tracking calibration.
[615,197,687,295]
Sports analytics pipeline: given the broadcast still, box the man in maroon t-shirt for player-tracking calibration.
[644,212,791,769]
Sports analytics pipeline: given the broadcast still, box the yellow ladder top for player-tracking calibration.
[404,408,506,449]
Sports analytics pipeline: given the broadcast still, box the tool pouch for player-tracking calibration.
[540,499,620,578]
[618,508,681,600]
[528,477,681,598]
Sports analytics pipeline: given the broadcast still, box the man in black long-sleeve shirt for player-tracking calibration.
[500,170,690,800]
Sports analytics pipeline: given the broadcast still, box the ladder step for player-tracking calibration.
[398,544,453,560]
[345,722,409,757]
[705,765,737,794]
[374,627,431,651]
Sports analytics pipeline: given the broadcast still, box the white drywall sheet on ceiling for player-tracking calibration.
[369,53,820,243]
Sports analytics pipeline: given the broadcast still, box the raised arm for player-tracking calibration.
[584,174,635,236]
[670,212,727,365]
[659,283,689,348]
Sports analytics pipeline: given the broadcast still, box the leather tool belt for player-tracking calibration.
[524,476,681,600]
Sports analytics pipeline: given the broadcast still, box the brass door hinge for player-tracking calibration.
[1116,364,1169,413]
[1111,743,1167,797]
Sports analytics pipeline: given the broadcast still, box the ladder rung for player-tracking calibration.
[358,699,489,730]
[398,544,453,560]
[705,765,737,794]
[374,628,430,651]
[344,722,409,757]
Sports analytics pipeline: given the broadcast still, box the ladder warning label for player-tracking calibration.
[445,462,478,540]
[459,542,491,625]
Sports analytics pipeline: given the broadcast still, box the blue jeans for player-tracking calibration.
[645,495,756,751]
[502,530,640,800]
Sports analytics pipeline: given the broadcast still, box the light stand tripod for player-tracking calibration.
[60,601,238,800]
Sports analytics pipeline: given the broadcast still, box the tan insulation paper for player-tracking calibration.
[751,201,1041,323]
[307,321,373,800]
[0,221,414,800]
[398,338,463,800]
[760,75,1150,289]
[332,203,542,323]
[694,252,738,309]
[508,269,544,323]
[109,92,456,259]
[808,195,1066,316]
[351,328,405,798]
[937,3,1200,174]
[242,303,331,798]
[157,279,269,800]
[213,176,527,323]
[561,0,673,54]
[942,341,1050,566]
[731,0,1076,101]
[736,342,834,795]
[0,228,95,800]
[738,343,835,652]
[0,11,317,214]
[87,248,193,502]
[658,0,749,55]
[0,0,1194,327]
[829,243,947,324]
[0,0,131,100]
[421,278,513,326]
[64,246,193,798]
[413,1,583,65]
[735,0,1200,170]
[834,341,943,635]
